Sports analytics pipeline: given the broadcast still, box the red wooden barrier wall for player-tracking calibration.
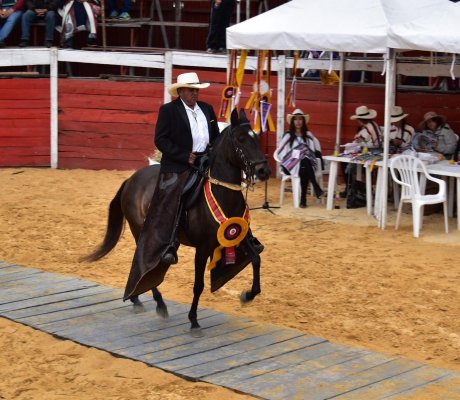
[0,75,459,171]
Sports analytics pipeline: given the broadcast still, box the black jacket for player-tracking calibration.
[154,98,220,173]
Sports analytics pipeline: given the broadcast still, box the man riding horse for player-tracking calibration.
[124,72,262,302]
[153,72,220,266]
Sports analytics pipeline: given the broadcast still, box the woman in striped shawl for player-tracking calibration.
[275,109,324,208]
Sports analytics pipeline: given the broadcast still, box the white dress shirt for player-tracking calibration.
[182,100,209,152]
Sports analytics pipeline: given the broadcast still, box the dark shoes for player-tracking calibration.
[44,40,53,48]
[19,40,29,48]
[161,248,178,265]
[62,39,73,49]
[316,189,324,199]
[300,201,307,208]
[206,48,215,54]
[87,37,97,47]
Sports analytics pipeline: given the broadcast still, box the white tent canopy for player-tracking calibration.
[389,3,460,53]
[226,0,460,229]
[227,0,457,53]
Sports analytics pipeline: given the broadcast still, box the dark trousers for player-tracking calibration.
[206,0,233,50]
[299,158,323,204]
[282,158,322,205]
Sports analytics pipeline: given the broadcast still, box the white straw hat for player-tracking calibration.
[350,105,377,120]
[168,72,210,96]
[287,108,310,125]
[390,106,409,123]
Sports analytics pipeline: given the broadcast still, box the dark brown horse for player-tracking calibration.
[82,109,271,336]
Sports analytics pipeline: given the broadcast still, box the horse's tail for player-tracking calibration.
[80,180,127,262]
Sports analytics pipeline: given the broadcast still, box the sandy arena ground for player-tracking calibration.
[0,167,459,399]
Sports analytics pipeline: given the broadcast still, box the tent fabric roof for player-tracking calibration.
[388,3,460,53]
[227,0,459,54]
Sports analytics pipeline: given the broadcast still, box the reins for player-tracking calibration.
[202,121,267,191]
[207,173,243,191]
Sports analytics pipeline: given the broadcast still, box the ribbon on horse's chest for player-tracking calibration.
[203,179,250,270]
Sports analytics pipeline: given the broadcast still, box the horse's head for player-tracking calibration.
[225,108,271,182]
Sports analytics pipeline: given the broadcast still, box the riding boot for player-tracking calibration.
[160,202,184,265]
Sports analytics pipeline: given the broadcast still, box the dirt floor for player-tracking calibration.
[1,167,459,399]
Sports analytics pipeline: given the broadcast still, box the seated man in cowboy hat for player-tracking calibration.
[389,105,415,154]
[340,105,382,198]
[142,72,220,265]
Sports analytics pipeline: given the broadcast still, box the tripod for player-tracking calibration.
[251,128,280,214]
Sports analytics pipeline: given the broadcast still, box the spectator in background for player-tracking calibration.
[107,0,130,20]
[350,105,382,149]
[57,0,100,48]
[206,0,233,54]
[389,105,414,154]
[19,0,57,47]
[0,0,24,47]
[414,111,458,159]
[274,109,324,208]
[340,105,382,198]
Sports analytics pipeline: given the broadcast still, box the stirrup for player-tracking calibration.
[161,248,178,265]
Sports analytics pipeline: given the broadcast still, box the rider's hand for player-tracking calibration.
[188,152,197,165]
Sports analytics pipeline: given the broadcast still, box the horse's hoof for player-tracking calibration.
[240,291,253,304]
[156,305,169,319]
[132,303,145,314]
[189,327,204,338]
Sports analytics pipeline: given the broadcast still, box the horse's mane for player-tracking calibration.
[209,124,231,165]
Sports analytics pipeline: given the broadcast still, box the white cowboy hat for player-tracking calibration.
[287,108,310,125]
[350,105,377,120]
[168,72,210,96]
[390,106,409,123]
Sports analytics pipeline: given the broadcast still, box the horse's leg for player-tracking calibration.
[152,287,168,318]
[130,295,145,313]
[188,247,207,337]
[240,254,261,303]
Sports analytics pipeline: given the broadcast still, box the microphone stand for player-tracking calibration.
[251,125,279,214]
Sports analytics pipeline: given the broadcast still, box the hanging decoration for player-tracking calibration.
[245,50,275,133]
[219,50,248,122]
[233,49,247,111]
[286,50,299,108]
[219,50,237,122]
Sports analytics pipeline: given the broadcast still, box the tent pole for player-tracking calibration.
[379,48,396,229]
[276,54,286,171]
[334,52,345,156]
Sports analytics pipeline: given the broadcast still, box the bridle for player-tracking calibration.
[227,121,267,185]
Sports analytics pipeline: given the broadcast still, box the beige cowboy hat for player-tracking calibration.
[390,106,409,123]
[418,111,446,130]
[287,108,310,125]
[168,72,210,96]
[350,105,377,120]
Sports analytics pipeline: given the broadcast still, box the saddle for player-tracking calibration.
[182,154,209,210]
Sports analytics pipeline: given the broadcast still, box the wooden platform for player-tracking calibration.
[1,261,459,399]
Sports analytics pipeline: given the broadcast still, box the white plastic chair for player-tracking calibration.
[273,150,301,208]
[389,155,448,238]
